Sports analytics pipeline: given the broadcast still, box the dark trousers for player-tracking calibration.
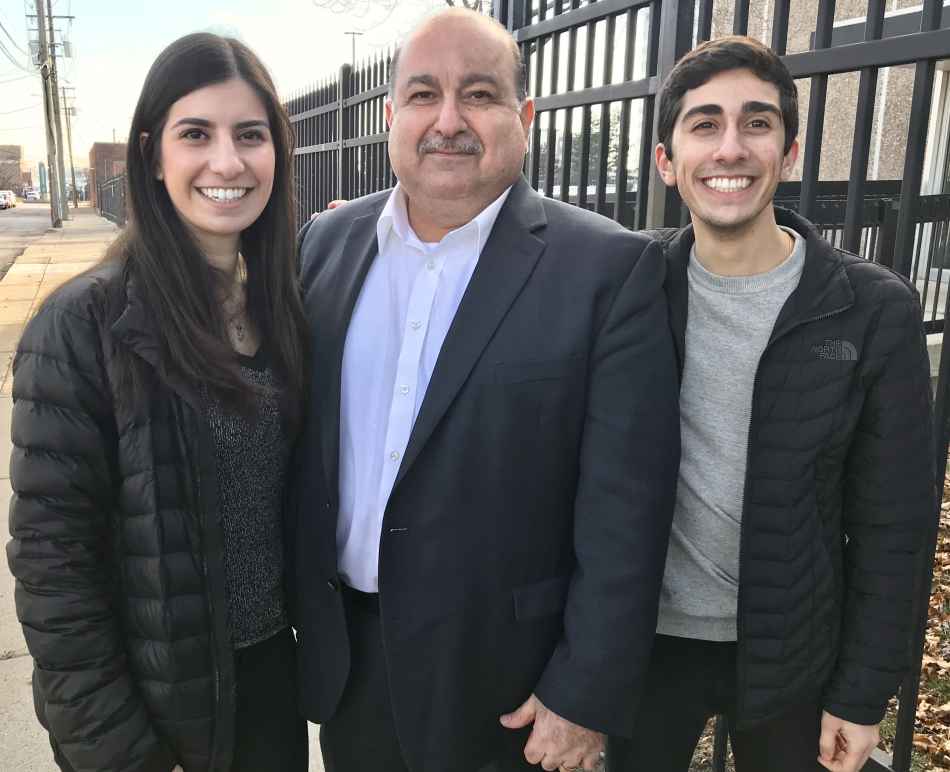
[320,586,533,772]
[232,626,309,772]
[609,635,826,772]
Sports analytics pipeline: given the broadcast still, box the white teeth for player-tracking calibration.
[703,176,752,192]
[199,187,249,202]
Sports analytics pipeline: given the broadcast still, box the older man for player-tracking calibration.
[291,9,679,772]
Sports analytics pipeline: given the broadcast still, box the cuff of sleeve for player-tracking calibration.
[821,701,887,727]
[534,655,639,738]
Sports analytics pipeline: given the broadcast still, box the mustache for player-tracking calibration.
[418,135,482,155]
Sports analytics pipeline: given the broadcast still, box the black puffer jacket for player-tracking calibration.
[652,207,937,727]
[6,260,235,772]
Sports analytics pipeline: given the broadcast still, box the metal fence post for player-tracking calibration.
[337,63,352,202]
[877,200,900,269]
[645,0,693,228]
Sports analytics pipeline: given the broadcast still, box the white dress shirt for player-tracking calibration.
[337,184,512,592]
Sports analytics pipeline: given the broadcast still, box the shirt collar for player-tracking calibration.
[376,183,512,257]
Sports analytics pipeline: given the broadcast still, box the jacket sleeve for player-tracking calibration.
[6,300,179,772]
[823,287,937,725]
[533,238,680,736]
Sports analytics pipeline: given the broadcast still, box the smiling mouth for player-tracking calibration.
[197,187,251,203]
[701,176,753,193]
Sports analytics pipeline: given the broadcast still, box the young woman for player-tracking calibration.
[7,33,309,772]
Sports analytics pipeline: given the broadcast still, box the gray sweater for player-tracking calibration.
[656,228,805,641]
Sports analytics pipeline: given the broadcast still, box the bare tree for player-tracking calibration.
[311,0,483,33]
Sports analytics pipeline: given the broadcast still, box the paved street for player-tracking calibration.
[0,207,324,772]
[0,203,58,278]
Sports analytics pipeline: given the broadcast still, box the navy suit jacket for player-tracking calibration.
[290,177,680,772]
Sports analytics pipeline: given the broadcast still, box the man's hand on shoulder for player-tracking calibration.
[309,199,350,221]
[501,693,605,771]
[817,711,880,772]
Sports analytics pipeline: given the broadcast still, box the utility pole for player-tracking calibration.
[344,31,363,67]
[62,86,78,209]
[34,0,61,228]
[45,2,69,220]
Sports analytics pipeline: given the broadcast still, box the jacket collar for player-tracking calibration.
[664,206,855,372]
[110,270,203,409]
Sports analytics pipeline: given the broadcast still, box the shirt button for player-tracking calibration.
[390,451,400,461]
[409,320,422,331]
[426,260,436,271]
[398,384,410,395]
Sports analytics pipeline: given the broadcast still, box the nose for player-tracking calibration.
[712,124,749,165]
[208,136,245,178]
[432,95,466,137]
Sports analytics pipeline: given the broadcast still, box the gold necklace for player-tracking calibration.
[223,253,249,344]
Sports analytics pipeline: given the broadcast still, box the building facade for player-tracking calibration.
[88,142,126,207]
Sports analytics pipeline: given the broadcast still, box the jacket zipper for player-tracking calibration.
[735,303,851,724]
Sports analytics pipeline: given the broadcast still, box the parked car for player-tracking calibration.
[24,190,40,202]
[0,191,16,209]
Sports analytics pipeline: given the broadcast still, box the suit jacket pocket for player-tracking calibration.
[493,356,581,385]
[512,575,571,621]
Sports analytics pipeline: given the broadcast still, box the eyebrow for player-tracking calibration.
[680,101,783,123]
[404,74,438,90]
[169,117,270,129]
[459,73,501,90]
[402,73,503,91]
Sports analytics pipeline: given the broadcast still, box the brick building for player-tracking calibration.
[0,146,24,193]
[88,142,126,207]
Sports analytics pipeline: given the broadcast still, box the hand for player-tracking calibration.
[500,693,605,771]
[309,199,349,221]
[171,766,184,772]
[817,710,880,772]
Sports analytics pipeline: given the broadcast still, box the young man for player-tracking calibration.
[610,36,936,772]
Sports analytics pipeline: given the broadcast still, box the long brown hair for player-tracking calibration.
[106,32,307,422]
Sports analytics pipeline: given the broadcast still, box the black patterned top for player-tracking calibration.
[203,349,291,649]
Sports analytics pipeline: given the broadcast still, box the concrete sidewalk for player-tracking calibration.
[0,209,324,771]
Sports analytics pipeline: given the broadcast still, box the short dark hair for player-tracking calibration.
[657,35,798,160]
[387,11,528,105]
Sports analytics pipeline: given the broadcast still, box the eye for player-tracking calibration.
[467,89,494,102]
[692,120,716,131]
[408,90,436,103]
[239,128,269,143]
[748,118,771,129]
[180,128,207,141]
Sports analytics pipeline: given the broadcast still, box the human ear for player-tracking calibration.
[781,138,799,180]
[655,143,676,187]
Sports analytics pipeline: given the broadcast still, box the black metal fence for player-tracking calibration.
[96,174,126,227]
[285,55,395,229]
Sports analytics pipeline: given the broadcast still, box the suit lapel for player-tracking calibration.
[314,212,381,500]
[394,179,547,488]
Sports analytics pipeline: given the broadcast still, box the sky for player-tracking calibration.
[0,0,450,171]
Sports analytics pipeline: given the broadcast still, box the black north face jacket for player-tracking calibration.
[651,207,937,727]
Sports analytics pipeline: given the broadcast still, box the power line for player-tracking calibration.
[0,18,28,55]
[0,103,39,115]
[0,37,31,72]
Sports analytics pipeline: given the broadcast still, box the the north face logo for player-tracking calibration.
[811,339,858,361]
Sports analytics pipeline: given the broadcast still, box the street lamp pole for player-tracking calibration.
[344,31,363,67]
